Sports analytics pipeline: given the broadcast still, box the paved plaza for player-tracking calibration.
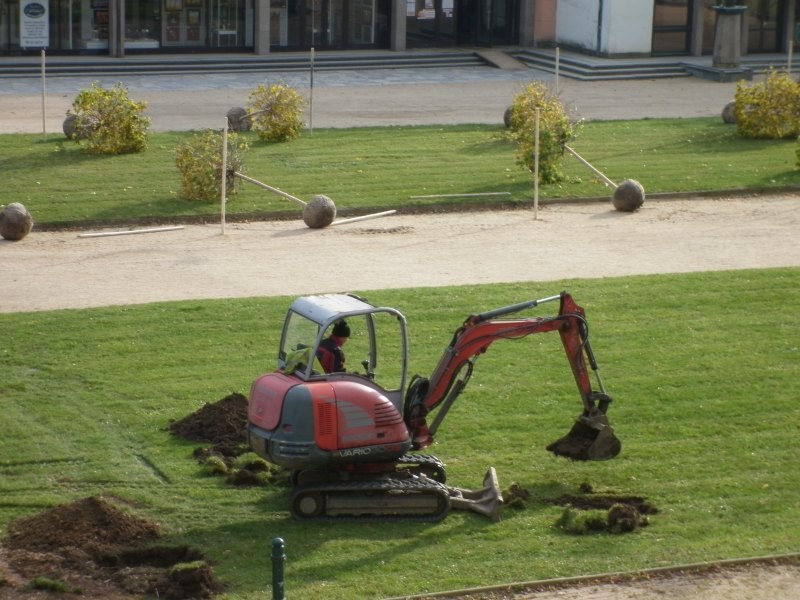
[0,61,743,133]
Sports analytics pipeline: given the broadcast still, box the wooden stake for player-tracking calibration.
[221,117,228,235]
[555,47,560,96]
[41,49,46,140]
[310,47,315,134]
[233,172,307,207]
[330,210,397,226]
[564,145,617,188]
[533,107,540,220]
[78,226,185,238]
[409,192,510,199]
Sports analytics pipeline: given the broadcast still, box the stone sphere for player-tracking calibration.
[303,195,337,229]
[503,106,514,128]
[612,179,645,212]
[0,202,34,241]
[721,101,736,124]
[226,107,252,132]
[62,113,91,140]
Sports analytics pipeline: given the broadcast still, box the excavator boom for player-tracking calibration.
[404,292,621,461]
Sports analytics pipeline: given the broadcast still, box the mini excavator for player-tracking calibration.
[248,291,621,522]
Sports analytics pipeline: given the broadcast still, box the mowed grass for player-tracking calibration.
[1,268,799,599]
[1,117,798,228]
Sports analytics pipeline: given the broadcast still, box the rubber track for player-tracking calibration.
[290,475,451,522]
[397,454,446,480]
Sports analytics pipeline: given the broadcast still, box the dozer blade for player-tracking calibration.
[547,414,621,462]
[447,467,503,521]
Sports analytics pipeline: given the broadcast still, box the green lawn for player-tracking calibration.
[2,118,798,228]
[2,268,799,599]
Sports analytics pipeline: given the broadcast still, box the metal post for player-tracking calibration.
[271,537,286,600]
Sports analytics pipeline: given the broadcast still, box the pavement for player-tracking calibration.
[0,61,746,133]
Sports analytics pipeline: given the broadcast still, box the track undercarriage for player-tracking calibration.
[289,455,502,522]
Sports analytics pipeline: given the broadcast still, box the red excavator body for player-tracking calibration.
[247,291,621,521]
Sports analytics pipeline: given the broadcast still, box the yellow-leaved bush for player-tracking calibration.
[506,81,578,184]
[67,82,150,154]
[174,129,248,202]
[246,83,306,143]
[734,69,800,139]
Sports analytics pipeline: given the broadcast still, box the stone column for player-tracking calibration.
[712,2,747,69]
[254,0,271,55]
[391,0,406,51]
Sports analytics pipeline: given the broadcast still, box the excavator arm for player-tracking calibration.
[404,292,621,461]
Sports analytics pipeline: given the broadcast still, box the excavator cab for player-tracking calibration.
[277,293,409,407]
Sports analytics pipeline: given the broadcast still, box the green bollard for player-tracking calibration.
[271,537,286,600]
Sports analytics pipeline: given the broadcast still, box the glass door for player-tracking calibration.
[210,0,243,47]
[652,0,691,54]
[474,0,515,46]
[746,0,781,52]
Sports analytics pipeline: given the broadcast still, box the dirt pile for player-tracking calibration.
[0,496,222,599]
[503,483,658,534]
[551,489,659,534]
[168,392,249,446]
[169,393,287,487]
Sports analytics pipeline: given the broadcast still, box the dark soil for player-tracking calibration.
[503,483,658,534]
[551,493,659,516]
[171,392,286,487]
[0,496,222,599]
[168,392,249,446]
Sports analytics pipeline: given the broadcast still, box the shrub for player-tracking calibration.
[67,82,150,154]
[734,69,800,139]
[174,129,247,202]
[507,81,577,184]
[246,83,305,143]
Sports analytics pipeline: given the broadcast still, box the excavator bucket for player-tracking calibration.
[547,413,621,461]
[447,467,503,521]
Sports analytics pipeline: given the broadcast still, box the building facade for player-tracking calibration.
[1,0,797,57]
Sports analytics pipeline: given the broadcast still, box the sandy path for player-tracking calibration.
[2,194,798,313]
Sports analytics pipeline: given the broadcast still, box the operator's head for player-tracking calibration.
[332,320,350,339]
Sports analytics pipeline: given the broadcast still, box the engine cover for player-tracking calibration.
[248,373,412,470]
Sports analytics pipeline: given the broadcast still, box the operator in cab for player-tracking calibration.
[316,320,350,373]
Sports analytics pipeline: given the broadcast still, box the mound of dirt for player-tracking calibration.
[5,496,161,554]
[168,392,248,445]
[170,393,287,488]
[0,496,222,599]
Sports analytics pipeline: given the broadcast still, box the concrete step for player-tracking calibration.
[512,49,799,81]
[0,51,488,78]
[511,50,689,81]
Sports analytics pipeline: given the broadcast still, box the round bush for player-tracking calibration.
[175,130,248,202]
[67,82,150,154]
[247,83,305,143]
[734,69,800,139]
[507,82,577,184]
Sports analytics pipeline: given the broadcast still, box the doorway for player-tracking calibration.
[474,0,516,46]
